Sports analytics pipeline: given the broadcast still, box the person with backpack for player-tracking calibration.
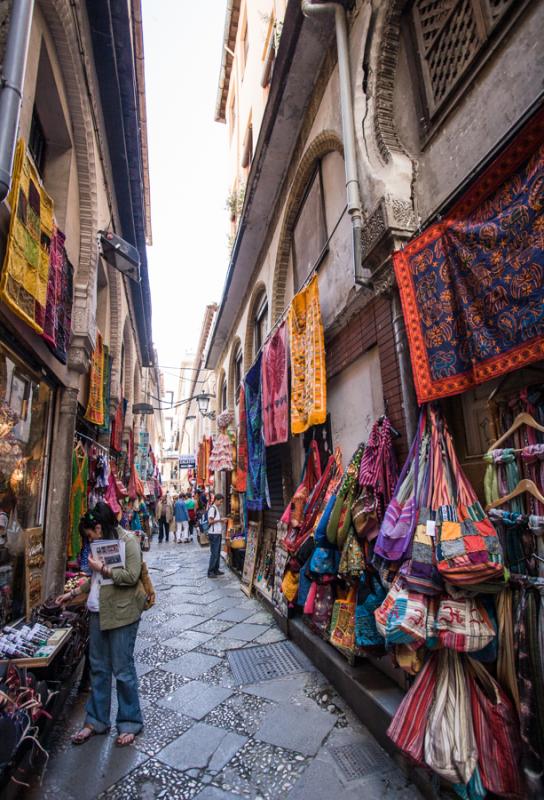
[174,493,190,543]
[55,502,146,747]
[207,493,227,578]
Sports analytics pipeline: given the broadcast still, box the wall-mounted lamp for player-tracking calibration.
[195,393,215,420]
[99,230,140,282]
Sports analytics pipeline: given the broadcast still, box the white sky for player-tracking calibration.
[142,0,229,391]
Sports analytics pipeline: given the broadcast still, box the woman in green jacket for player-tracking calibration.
[57,502,146,746]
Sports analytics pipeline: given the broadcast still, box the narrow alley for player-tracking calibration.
[23,542,421,800]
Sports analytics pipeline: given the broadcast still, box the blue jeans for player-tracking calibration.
[208,533,222,574]
[85,613,143,734]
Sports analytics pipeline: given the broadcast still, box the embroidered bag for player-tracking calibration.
[435,596,495,653]
[308,545,337,576]
[355,574,386,650]
[329,585,357,655]
[326,445,364,547]
[351,488,380,540]
[309,582,335,638]
[338,526,365,578]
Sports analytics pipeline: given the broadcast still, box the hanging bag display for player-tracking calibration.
[326,445,364,547]
[467,658,524,799]
[309,581,335,638]
[387,653,439,766]
[434,596,495,653]
[355,574,386,651]
[338,526,365,578]
[329,585,357,655]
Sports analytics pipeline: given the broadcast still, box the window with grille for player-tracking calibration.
[29,106,46,176]
[234,348,243,404]
[411,0,520,119]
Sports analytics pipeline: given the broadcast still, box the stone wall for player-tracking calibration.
[0,0,10,65]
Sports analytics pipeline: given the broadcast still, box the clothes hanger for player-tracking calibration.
[486,411,544,452]
[486,478,544,510]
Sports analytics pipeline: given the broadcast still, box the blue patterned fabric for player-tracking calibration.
[245,354,270,511]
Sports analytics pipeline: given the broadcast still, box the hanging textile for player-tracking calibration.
[209,410,234,472]
[235,384,248,492]
[41,225,74,364]
[0,140,54,333]
[69,443,88,558]
[99,347,112,434]
[358,415,399,520]
[288,275,326,434]
[262,320,289,445]
[110,398,124,452]
[84,331,105,426]
[394,111,544,405]
[197,438,206,485]
[245,353,269,510]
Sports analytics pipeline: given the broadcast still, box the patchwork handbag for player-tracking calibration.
[375,576,431,650]
[434,596,496,653]
[435,410,505,587]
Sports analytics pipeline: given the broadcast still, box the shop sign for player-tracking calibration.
[179,455,196,470]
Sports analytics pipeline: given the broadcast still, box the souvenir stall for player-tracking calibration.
[0,142,90,791]
[375,112,544,798]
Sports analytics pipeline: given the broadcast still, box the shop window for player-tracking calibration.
[0,341,53,625]
[292,165,327,292]
[254,295,268,355]
[410,0,521,122]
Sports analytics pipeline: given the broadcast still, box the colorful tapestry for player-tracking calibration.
[262,320,289,446]
[84,331,105,426]
[51,242,73,364]
[68,444,88,558]
[245,354,270,511]
[42,226,64,349]
[235,383,248,492]
[0,140,54,333]
[110,398,125,452]
[394,111,544,404]
[288,275,326,434]
[99,347,112,434]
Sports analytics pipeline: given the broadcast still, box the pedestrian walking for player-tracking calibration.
[156,494,172,543]
[174,493,189,543]
[207,492,226,578]
[185,493,196,541]
[56,502,145,747]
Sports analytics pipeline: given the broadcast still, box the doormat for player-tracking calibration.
[227,640,314,684]
[331,741,391,781]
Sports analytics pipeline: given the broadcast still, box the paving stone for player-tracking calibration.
[212,739,310,800]
[192,618,234,635]
[193,787,240,800]
[205,693,274,736]
[138,667,190,700]
[136,643,184,667]
[156,722,246,773]
[243,673,310,703]
[157,680,233,719]
[255,627,288,645]
[216,607,255,623]
[198,636,248,656]
[243,611,275,626]
[163,651,221,678]
[256,703,337,756]
[163,630,213,651]
[98,757,200,799]
[134,704,193,757]
[222,622,271,642]
[134,661,155,678]
[158,614,207,633]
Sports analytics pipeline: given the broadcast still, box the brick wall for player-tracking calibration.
[326,295,409,462]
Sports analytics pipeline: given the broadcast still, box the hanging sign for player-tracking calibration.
[179,455,196,470]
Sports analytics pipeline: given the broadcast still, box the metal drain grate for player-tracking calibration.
[331,742,391,781]
[227,640,313,684]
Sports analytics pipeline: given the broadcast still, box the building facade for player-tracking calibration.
[0,0,157,604]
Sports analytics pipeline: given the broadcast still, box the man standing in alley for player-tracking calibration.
[185,492,197,542]
[207,493,226,578]
[174,494,189,543]
[156,493,173,544]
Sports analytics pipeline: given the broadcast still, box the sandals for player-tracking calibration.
[115,731,139,747]
[71,724,109,745]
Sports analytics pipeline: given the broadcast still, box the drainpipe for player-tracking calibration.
[392,288,419,442]
[0,0,34,202]
[301,0,372,287]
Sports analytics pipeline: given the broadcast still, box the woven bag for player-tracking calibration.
[387,653,438,765]
[329,586,357,655]
[434,596,495,653]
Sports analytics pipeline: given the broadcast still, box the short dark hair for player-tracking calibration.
[214,493,224,501]
[80,501,118,538]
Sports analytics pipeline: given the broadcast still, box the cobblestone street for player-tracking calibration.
[24,542,422,800]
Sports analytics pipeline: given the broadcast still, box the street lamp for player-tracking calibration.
[98,231,140,282]
[195,393,215,420]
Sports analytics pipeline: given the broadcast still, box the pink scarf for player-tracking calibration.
[262,321,288,446]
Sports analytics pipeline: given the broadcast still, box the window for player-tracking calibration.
[254,296,268,354]
[292,165,327,291]
[261,15,276,88]
[410,0,520,120]
[234,348,243,404]
[221,380,227,412]
[228,91,236,140]
[241,122,253,170]
[29,106,46,177]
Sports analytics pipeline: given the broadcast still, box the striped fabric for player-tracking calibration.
[387,653,438,765]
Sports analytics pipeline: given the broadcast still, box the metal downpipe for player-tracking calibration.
[301,0,371,287]
[0,0,34,202]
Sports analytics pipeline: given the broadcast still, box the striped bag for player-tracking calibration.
[387,653,438,765]
[434,596,495,653]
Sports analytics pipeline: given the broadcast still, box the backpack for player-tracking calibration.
[139,560,156,610]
